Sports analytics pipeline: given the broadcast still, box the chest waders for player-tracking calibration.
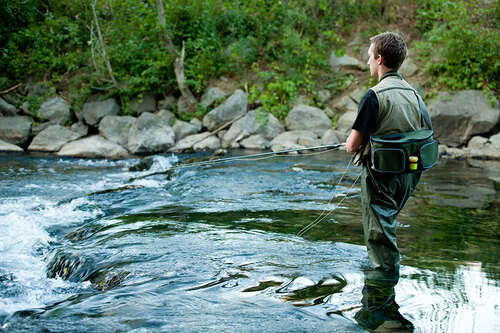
[360,74,435,271]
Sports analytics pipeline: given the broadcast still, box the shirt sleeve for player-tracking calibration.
[352,89,379,137]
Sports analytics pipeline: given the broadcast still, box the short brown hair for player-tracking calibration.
[370,32,407,70]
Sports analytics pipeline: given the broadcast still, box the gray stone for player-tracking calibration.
[70,121,88,138]
[240,134,270,150]
[290,95,312,109]
[399,59,418,77]
[28,124,80,152]
[177,95,193,115]
[130,95,156,115]
[0,97,17,116]
[33,121,57,136]
[193,136,221,151]
[321,129,341,145]
[127,112,175,154]
[270,131,320,152]
[317,89,331,104]
[81,98,120,126]
[0,139,24,152]
[157,96,176,111]
[467,136,488,149]
[221,110,284,148]
[25,82,49,97]
[329,52,365,70]
[173,120,199,140]
[324,107,335,118]
[190,118,203,132]
[99,116,136,147]
[201,87,227,108]
[157,110,177,126]
[489,133,500,149]
[57,135,129,159]
[0,116,32,146]
[202,90,248,131]
[334,130,348,143]
[21,101,31,115]
[285,105,331,136]
[429,90,500,146]
[336,111,357,133]
[37,97,70,125]
[2,93,20,106]
[349,88,366,104]
[217,130,227,139]
[170,133,210,152]
[329,95,358,114]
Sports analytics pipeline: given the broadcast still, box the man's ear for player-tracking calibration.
[377,55,384,66]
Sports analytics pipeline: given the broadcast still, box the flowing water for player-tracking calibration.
[0,151,499,332]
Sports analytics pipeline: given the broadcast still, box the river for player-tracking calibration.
[0,151,499,332]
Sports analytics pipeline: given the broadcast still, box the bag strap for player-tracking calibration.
[413,90,433,131]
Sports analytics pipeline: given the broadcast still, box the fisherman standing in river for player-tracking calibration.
[344,32,432,331]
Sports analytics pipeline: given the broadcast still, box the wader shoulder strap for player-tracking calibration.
[374,86,433,131]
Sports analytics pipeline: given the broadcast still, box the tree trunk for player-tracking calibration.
[155,0,197,113]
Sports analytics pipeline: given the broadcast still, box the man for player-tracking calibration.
[345,32,423,272]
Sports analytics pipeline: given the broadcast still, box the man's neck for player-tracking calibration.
[377,66,392,80]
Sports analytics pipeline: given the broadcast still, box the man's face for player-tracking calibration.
[367,43,379,78]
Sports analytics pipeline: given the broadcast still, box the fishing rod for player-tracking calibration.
[130,143,345,181]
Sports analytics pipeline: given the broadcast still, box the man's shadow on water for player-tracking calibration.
[354,268,414,332]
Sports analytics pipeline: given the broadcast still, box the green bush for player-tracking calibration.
[415,0,500,94]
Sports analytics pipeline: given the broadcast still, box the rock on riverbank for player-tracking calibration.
[1,77,498,162]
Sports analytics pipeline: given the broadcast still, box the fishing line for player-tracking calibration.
[297,156,361,237]
[130,144,344,181]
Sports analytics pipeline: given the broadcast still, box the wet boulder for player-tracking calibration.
[0,139,24,152]
[57,135,129,159]
[285,105,331,136]
[99,115,136,147]
[28,124,80,152]
[37,97,70,125]
[202,89,248,131]
[0,97,17,116]
[127,112,175,154]
[81,98,120,126]
[0,116,32,146]
[429,90,500,147]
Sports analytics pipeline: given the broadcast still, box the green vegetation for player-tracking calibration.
[0,0,498,119]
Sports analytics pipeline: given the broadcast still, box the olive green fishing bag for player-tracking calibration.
[370,90,438,174]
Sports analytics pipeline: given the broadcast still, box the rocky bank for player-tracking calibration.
[1,51,499,163]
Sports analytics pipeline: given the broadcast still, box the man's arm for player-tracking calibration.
[345,129,365,154]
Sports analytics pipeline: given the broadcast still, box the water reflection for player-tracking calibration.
[355,268,414,332]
